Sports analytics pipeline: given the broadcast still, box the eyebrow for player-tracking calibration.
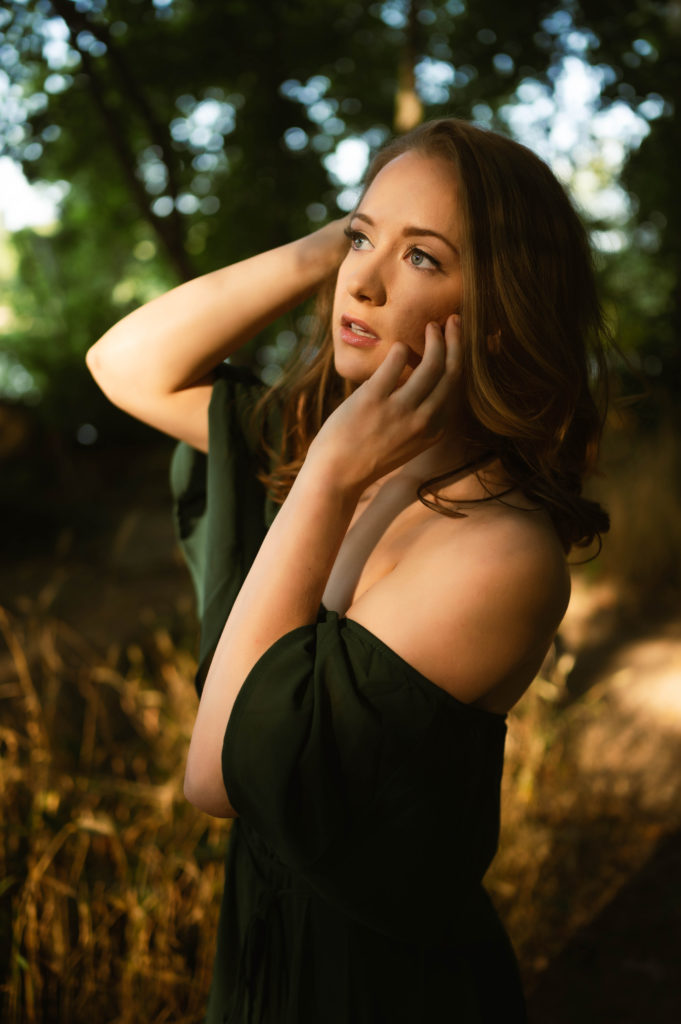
[351,211,459,255]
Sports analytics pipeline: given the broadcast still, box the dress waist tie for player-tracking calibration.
[224,886,304,1024]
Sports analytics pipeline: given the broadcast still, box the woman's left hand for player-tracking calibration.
[305,314,462,494]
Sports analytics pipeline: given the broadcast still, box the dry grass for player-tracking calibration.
[0,602,228,1024]
[4,594,680,1021]
[2,411,681,1020]
[488,668,678,991]
[593,408,681,601]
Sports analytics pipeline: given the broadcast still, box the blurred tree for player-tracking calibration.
[1,0,678,440]
[571,0,681,402]
[0,0,513,434]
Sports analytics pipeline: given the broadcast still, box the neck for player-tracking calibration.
[395,412,504,496]
[399,432,471,482]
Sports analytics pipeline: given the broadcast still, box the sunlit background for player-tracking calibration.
[0,1,674,410]
[2,2,681,1023]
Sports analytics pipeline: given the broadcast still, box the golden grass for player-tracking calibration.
[0,603,227,1023]
[593,408,681,600]
[3,422,681,1021]
[488,642,681,991]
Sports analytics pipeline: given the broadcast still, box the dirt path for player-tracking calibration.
[524,579,681,1020]
[528,824,681,1023]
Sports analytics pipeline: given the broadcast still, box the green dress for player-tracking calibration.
[171,365,527,1024]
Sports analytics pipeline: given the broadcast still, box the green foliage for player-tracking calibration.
[0,0,679,435]
[571,1,681,388]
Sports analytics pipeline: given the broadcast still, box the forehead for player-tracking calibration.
[357,150,461,236]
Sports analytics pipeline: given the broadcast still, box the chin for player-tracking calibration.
[332,346,379,385]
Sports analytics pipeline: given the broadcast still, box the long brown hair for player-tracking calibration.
[255,118,610,552]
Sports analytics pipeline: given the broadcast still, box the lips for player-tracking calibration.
[340,314,381,347]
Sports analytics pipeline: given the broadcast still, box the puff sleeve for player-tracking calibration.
[170,363,279,693]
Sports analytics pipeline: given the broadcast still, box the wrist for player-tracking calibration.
[296,444,367,510]
[296,218,349,281]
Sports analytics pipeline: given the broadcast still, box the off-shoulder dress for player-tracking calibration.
[170,364,527,1024]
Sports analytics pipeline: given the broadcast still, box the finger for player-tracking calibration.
[420,314,462,410]
[439,313,462,382]
[365,340,411,398]
[396,321,447,406]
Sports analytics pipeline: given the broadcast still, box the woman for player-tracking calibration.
[87,118,609,1023]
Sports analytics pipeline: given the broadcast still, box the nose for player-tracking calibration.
[345,254,387,305]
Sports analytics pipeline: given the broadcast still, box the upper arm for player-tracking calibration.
[86,342,213,451]
[345,522,570,709]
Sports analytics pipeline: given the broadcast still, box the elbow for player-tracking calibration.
[183,761,236,819]
[86,326,127,392]
[85,341,100,378]
[85,339,112,391]
[85,337,133,411]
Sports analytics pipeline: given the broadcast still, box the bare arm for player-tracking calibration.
[85,219,349,451]
[184,322,460,816]
[183,315,568,817]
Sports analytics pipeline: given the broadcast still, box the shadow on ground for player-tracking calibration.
[527,825,681,1023]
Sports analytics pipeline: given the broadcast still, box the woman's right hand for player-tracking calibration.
[85,216,351,452]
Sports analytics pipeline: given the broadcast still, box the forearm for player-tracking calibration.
[86,220,347,397]
[184,458,362,816]
[183,323,460,815]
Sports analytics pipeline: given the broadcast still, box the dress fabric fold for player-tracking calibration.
[171,363,527,1023]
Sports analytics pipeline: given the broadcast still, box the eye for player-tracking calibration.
[407,246,440,270]
[344,227,372,251]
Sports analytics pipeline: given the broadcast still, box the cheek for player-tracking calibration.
[334,251,356,292]
[331,278,343,321]
[332,258,352,310]
[400,291,460,347]
[404,284,456,321]
[397,307,435,354]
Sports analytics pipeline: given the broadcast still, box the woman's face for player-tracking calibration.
[332,149,463,384]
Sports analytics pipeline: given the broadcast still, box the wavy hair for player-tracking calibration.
[255,118,610,552]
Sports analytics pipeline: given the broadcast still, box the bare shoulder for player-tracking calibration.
[345,502,571,712]
[457,502,571,616]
